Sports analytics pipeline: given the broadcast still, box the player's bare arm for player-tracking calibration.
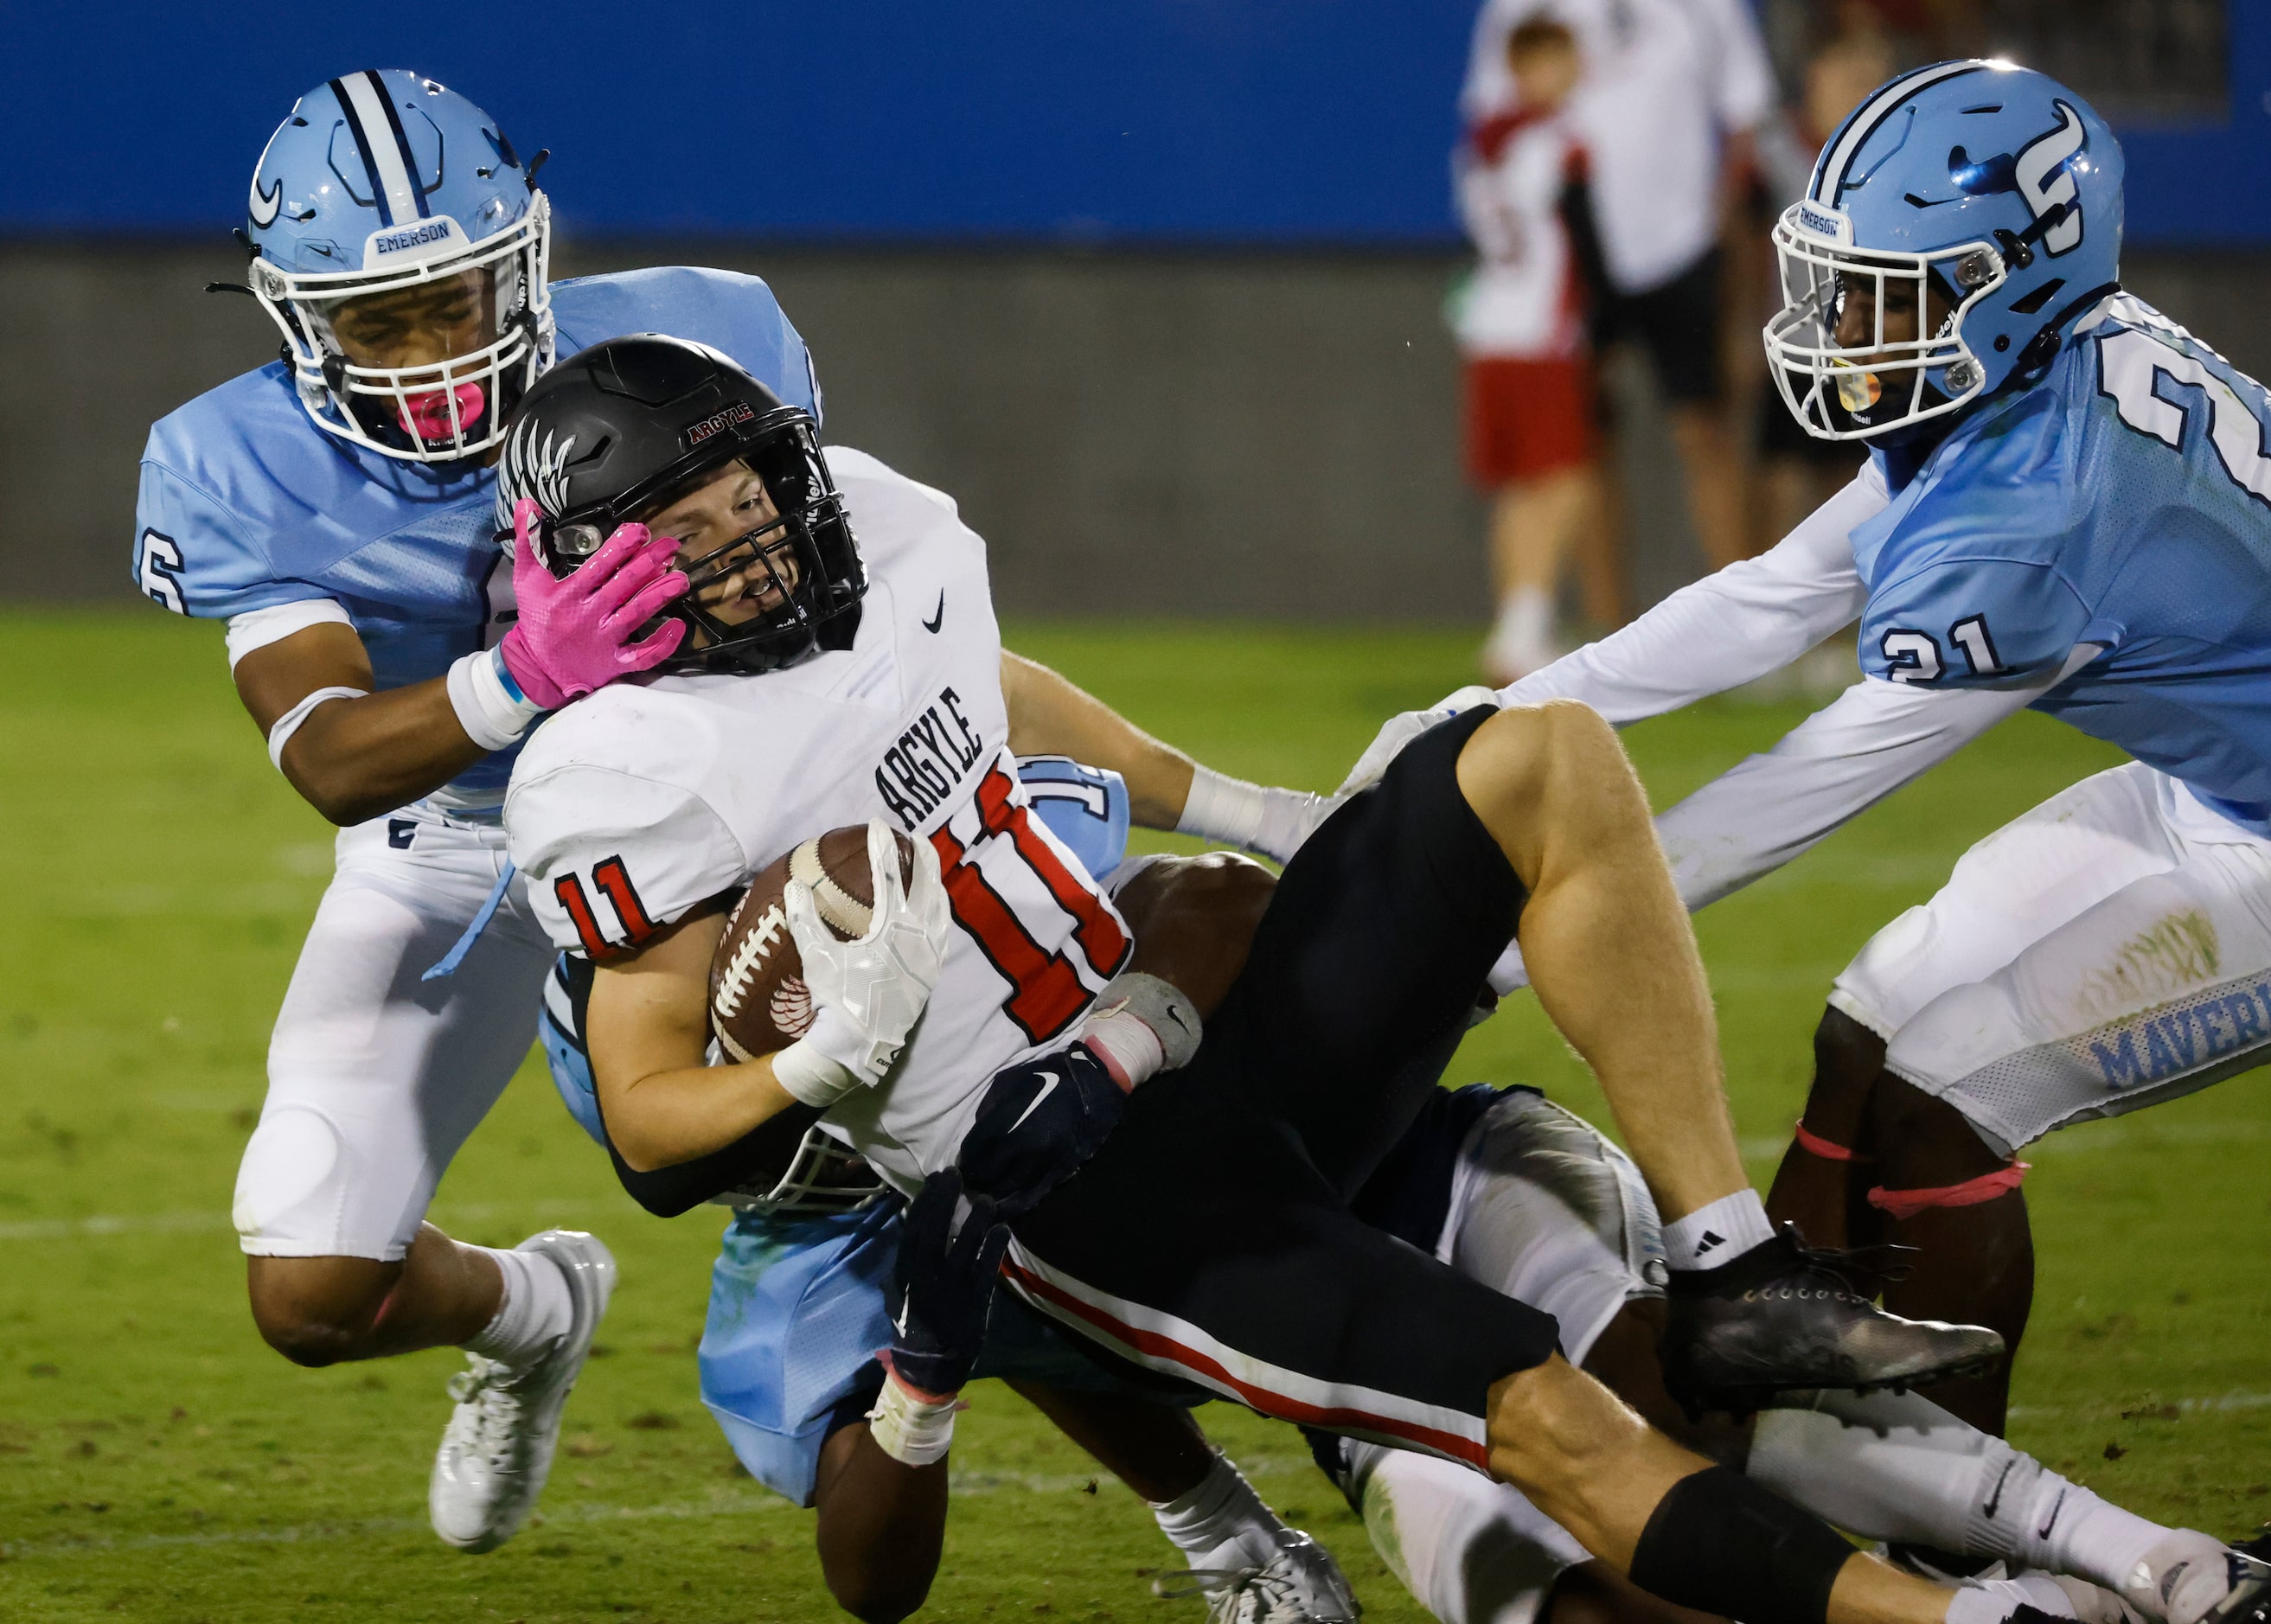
[1000,649,1195,827]
[233,623,487,824]
[1001,649,1327,860]
[585,905,808,1173]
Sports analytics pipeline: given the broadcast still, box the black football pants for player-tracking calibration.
[1004,707,1562,1468]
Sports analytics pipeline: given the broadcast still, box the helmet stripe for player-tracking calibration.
[326,76,393,227]
[361,72,434,221]
[1813,60,1986,205]
[331,72,422,227]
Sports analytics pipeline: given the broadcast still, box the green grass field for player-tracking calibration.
[3,609,2266,1624]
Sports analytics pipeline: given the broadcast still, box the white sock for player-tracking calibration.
[1497,587,1552,646]
[1661,1189,1775,1270]
[1150,1449,1283,1574]
[1486,589,1559,676]
[1746,1389,2172,1598]
[2028,1483,2167,1599]
[461,1243,574,1366]
[1347,1439,1585,1624]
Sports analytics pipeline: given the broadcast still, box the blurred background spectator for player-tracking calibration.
[1749,22,1895,550]
[1463,0,1778,665]
[1451,18,1607,681]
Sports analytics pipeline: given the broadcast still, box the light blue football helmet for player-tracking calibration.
[1764,60,2124,442]
[242,70,554,461]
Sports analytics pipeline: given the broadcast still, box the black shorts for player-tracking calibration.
[1593,249,1723,406]
[1001,707,1562,1470]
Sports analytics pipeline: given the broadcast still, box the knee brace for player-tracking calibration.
[1628,1465,1856,1624]
[1866,1160,2030,1222]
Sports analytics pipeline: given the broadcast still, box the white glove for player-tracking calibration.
[1334,684,1502,800]
[773,821,952,1106]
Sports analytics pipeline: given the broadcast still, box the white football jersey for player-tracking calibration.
[505,447,1132,1193]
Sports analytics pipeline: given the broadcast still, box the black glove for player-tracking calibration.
[886,1168,1012,1397]
[956,1045,1127,1216]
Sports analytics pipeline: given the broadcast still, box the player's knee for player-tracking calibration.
[1811,1006,1886,1100]
[246,1259,390,1367]
[1794,1006,1888,1150]
[823,1565,932,1624]
[1461,701,1637,842]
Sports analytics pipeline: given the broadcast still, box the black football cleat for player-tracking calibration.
[1660,1225,2006,1413]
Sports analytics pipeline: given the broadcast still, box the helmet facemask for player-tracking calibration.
[1764,202,2005,441]
[720,1126,884,1216]
[251,192,553,463]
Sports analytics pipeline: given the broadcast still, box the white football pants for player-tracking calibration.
[1830,762,2271,1154]
[232,803,553,1261]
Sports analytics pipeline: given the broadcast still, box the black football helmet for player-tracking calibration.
[496,335,864,674]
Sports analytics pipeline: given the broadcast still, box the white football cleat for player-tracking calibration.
[429,1229,616,1553]
[2126,1532,2271,1624]
[1153,1527,1363,1624]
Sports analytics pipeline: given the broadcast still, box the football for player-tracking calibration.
[710,823,919,1063]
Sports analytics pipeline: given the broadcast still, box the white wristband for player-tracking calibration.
[1176,765,1270,847]
[1176,767,1329,864]
[266,685,368,771]
[771,1033,863,1109]
[447,648,547,752]
[867,1371,958,1467]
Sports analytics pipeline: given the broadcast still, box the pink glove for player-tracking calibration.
[498,499,689,710]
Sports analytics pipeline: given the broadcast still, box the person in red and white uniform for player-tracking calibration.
[1455,16,1607,683]
[1464,0,1776,577]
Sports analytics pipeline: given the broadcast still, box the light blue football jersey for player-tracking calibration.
[1855,294,2271,832]
[131,266,821,802]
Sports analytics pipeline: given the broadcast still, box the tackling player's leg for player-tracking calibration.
[231,818,612,1552]
[1771,764,2271,1435]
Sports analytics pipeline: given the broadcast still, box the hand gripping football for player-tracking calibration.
[710,823,920,1064]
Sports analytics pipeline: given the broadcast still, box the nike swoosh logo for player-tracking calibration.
[1982,1459,2014,1519]
[2037,1486,2067,1540]
[1008,1076,1059,1135]
[250,176,284,230]
[922,591,945,633]
[892,1298,912,1337]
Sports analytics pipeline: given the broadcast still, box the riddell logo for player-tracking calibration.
[683,401,757,448]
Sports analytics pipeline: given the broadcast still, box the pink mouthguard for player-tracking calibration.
[399,381,488,442]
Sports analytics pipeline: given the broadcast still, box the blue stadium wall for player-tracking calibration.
[4,4,2268,611]
[9,1,2267,244]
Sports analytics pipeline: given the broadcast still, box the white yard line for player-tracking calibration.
[0,1199,604,1244]
[2009,1391,2271,1423]
[0,1492,796,1560]
[1,1455,1325,1560]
